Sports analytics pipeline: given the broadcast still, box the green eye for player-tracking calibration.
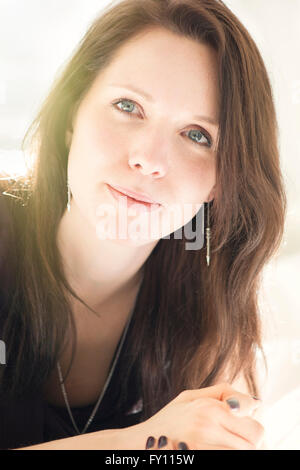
[187,129,212,148]
[112,98,213,148]
[114,99,138,116]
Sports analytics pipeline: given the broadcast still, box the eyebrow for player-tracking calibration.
[108,84,219,127]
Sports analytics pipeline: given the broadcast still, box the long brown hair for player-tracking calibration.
[0,0,286,421]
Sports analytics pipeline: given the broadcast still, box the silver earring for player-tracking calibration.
[206,202,211,267]
[67,179,71,212]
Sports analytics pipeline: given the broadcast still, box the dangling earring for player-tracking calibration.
[67,178,71,212]
[206,201,211,267]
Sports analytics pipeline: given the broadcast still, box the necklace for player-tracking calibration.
[57,305,135,435]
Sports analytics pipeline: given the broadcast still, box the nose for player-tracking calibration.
[128,152,167,179]
[127,124,171,178]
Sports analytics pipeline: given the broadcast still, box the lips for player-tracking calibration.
[106,183,162,213]
[107,184,161,205]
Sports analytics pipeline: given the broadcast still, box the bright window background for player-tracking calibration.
[0,0,299,450]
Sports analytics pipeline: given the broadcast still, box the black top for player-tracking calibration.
[0,191,143,450]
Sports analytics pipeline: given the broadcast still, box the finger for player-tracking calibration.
[174,384,260,418]
[220,424,258,450]
[191,397,264,449]
[220,413,265,448]
[197,423,256,450]
[218,384,261,417]
[176,441,190,450]
[222,393,261,417]
[145,436,156,450]
[145,435,176,450]
[175,384,259,412]
[156,435,177,450]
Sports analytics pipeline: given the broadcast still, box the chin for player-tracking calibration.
[95,221,161,245]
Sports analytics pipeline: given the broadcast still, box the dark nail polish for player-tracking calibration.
[177,441,189,450]
[145,436,155,449]
[252,396,261,401]
[158,435,168,448]
[226,397,240,411]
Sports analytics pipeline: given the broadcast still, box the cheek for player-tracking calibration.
[178,157,216,203]
[91,115,132,168]
[161,159,215,235]
[70,107,121,167]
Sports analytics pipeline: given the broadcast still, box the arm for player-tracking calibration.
[15,370,265,450]
[16,383,268,451]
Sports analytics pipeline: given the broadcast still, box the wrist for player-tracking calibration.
[116,422,150,450]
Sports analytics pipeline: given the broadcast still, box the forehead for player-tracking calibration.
[87,27,220,121]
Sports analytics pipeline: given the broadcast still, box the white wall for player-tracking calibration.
[226,0,300,450]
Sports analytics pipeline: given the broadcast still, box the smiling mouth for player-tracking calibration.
[106,184,162,213]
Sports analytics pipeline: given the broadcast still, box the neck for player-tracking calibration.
[56,200,158,312]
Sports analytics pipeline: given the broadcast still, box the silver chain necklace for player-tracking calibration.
[57,306,135,435]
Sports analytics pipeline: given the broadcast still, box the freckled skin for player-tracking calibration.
[66,27,219,245]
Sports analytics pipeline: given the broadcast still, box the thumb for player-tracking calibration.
[221,392,262,417]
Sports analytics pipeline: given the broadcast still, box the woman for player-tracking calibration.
[0,0,286,450]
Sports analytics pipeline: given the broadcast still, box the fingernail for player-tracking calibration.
[177,441,189,450]
[158,435,168,448]
[226,397,240,411]
[145,436,155,449]
[252,396,261,401]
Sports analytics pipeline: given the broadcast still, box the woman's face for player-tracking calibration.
[66,27,219,245]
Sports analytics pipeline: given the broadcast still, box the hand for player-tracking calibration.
[126,383,264,450]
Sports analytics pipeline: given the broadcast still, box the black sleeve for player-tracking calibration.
[0,393,45,450]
